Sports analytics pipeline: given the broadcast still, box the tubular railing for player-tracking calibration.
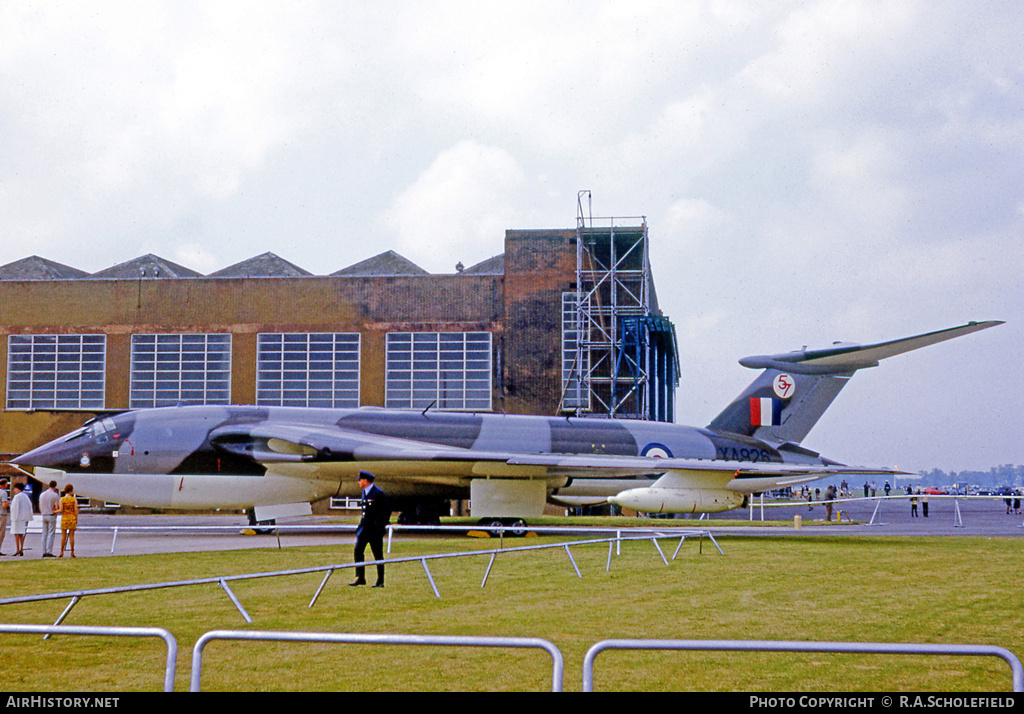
[0,624,177,692]
[582,638,1024,692]
[6,625,1019,692]
[0,532,716,626]
[72,522,721,555]
[190,629,564,692]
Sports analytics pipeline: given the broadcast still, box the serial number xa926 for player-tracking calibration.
[716,446,772,462]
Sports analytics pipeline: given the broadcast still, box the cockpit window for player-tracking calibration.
[63,417,119,444]
[85,417,116,437]
[86,417,118,444]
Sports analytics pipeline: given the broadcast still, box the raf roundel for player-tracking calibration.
[641,443,673,459]
[773,374,795,399]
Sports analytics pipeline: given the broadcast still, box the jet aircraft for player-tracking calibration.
[9,321,1001,526]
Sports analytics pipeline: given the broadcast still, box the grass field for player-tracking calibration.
[1,531,1021,692]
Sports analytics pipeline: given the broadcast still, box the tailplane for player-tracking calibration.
[707,321,1002,444]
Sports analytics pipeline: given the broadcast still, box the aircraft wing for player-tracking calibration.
[208,421,903,482]
[507,453,902,477]
[509,454,905,493]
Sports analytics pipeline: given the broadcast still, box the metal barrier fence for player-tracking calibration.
[747,493,1024,529]
[6,625,1020,692]
[0,531,717,626]
[190,629,564,692]
[0,624,177,692]
[75,522,722,555]
[581,638,1024,692]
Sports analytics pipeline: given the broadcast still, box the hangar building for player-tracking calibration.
[0,213,679,511]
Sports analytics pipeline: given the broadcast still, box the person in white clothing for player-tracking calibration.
[10,483,33,557]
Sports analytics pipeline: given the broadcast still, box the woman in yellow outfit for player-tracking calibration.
[59,484,78,558]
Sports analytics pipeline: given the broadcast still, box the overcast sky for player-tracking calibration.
[2,1,1020,474]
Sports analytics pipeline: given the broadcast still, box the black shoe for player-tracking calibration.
[372,582,384,588]
[349,579,366,586]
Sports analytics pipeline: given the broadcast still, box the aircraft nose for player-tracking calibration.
[12,441,61,468]
[11,435,84,470]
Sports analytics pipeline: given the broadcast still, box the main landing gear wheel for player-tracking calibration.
[480,518,528,537]
[246,509,275,535]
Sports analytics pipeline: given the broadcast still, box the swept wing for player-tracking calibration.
[209,420,903,485]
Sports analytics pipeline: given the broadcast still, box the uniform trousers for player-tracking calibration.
[354,530,385,584]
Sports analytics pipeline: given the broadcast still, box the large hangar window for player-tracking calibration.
[130,334,231,408]
[385,332,492,411]
[256,333,360,408]
[6,334,106,410]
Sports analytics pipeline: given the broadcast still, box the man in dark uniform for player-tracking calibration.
[350,470,390,588]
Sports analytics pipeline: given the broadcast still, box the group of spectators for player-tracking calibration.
[0,478,78,558]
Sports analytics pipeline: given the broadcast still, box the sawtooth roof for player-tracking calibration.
[460,254,504,275]
[330,250,429,277]
[0,255,90,280]
[88,254,204,279]
[0,250,507,279]
[208,252,313,278]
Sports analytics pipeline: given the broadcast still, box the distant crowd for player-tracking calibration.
[797,479,1022,520]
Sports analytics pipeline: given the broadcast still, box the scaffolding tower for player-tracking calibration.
[560,192,679,422]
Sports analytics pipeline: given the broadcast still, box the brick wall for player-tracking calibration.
[500,229,576,414]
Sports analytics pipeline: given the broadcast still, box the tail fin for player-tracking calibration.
[707,321,1003,444]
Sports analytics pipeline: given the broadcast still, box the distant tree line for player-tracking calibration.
[916,464,1024,489]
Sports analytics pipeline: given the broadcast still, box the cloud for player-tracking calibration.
[171,243,220,275]
[379,140,528,271]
